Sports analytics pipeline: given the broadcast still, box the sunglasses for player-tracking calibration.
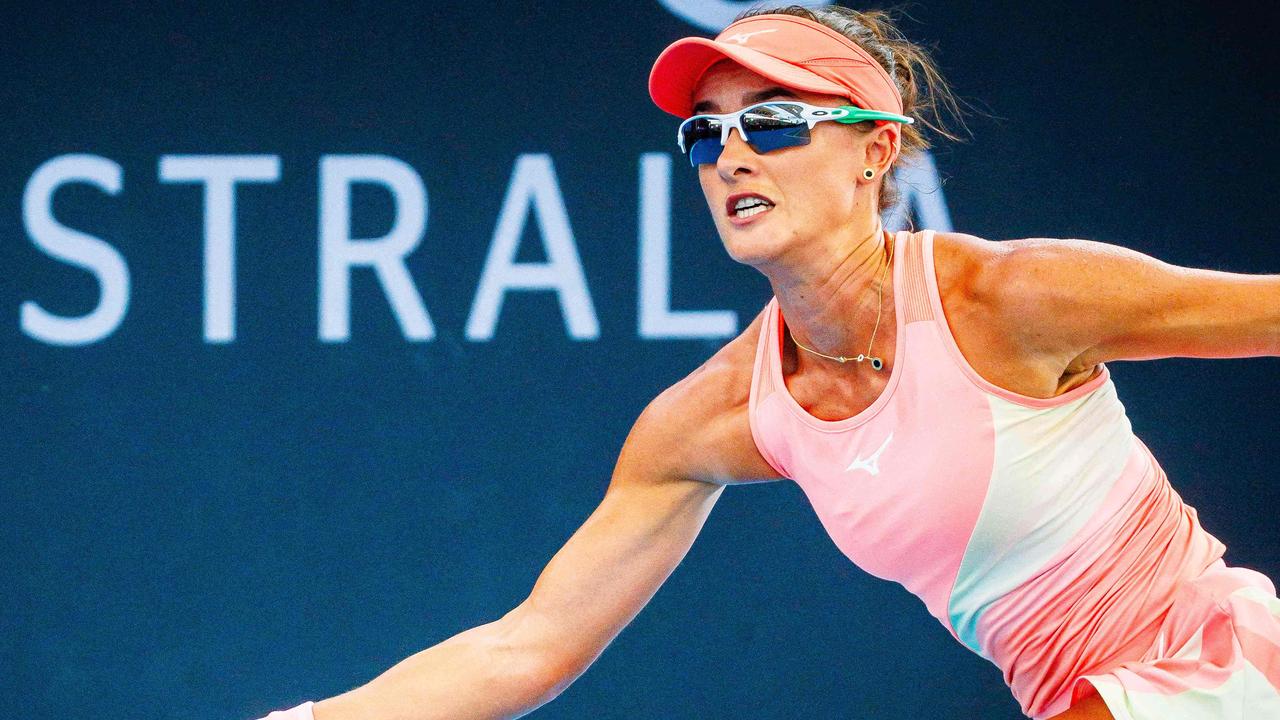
[676,101,914,166]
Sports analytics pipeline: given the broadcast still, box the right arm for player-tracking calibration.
[310,331,774,720]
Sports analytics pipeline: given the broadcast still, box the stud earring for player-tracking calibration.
[863,168,875,180]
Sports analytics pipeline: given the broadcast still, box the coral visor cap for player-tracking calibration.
[649,14,904,119]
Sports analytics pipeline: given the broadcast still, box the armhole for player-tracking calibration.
[920,230,1111,409]
[747,298,790,478]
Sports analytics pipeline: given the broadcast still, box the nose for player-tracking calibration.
[715,127,757,180]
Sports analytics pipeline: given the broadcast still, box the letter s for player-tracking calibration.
[21,154,129,346]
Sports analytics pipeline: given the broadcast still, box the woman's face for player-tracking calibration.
[690,62,892,268]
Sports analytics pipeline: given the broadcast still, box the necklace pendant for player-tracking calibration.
[870,356,884,371]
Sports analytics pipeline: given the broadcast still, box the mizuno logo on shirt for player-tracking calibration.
[846,432,893,476]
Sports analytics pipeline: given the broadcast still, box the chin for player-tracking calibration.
[717,225,789,268]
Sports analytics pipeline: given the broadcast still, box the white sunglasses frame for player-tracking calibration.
[676,100,914,160]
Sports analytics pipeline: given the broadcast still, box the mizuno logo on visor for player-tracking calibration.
[723,29,777,45]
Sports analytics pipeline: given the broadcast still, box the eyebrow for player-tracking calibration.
[691,87,799,115]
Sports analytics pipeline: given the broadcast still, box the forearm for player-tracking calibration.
[312,616,555,720]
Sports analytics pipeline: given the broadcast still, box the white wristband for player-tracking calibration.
[256,700,315,720]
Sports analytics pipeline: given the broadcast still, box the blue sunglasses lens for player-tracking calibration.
[689,138,723,166]
[742,104,810,152]
[681,117,721,166]
[681,104,812,166]
[745,124,810,153]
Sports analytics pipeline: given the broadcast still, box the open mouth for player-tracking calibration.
[727,193,775,220]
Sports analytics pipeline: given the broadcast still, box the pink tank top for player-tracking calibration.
[747,228,1227,718]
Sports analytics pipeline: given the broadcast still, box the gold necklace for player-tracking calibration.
[790,236,892,371]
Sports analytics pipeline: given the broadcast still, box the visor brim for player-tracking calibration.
[649,37,851,118]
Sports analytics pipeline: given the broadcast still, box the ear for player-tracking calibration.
[860,123,901,181]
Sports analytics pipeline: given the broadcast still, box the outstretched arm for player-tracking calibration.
[306,386,728,720]
[982,237,1280,370]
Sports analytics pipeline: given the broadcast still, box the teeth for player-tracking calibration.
[735,204,770,219]
[734,196,771,210]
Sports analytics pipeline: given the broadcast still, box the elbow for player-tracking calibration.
[486,612,591,712]
[505,642,599,710]
[491,608,600,710]
[535,650,593,702]
[525,653,595,706]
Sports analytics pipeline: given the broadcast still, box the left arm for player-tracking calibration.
[983,237,1280,372]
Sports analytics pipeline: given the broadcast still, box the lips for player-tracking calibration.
[725,192,776,222]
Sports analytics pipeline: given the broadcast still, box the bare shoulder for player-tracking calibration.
[927,231,1101,396]
[933,231,1143,306]
[929,230,1013,298]
[927,230,1014,326]
[625,306,783,486]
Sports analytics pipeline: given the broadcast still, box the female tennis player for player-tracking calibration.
[258,7,1279,720]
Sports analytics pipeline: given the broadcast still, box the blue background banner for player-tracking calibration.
[3,2,1277,718]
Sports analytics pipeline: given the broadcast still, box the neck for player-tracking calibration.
[762,216,892,357]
